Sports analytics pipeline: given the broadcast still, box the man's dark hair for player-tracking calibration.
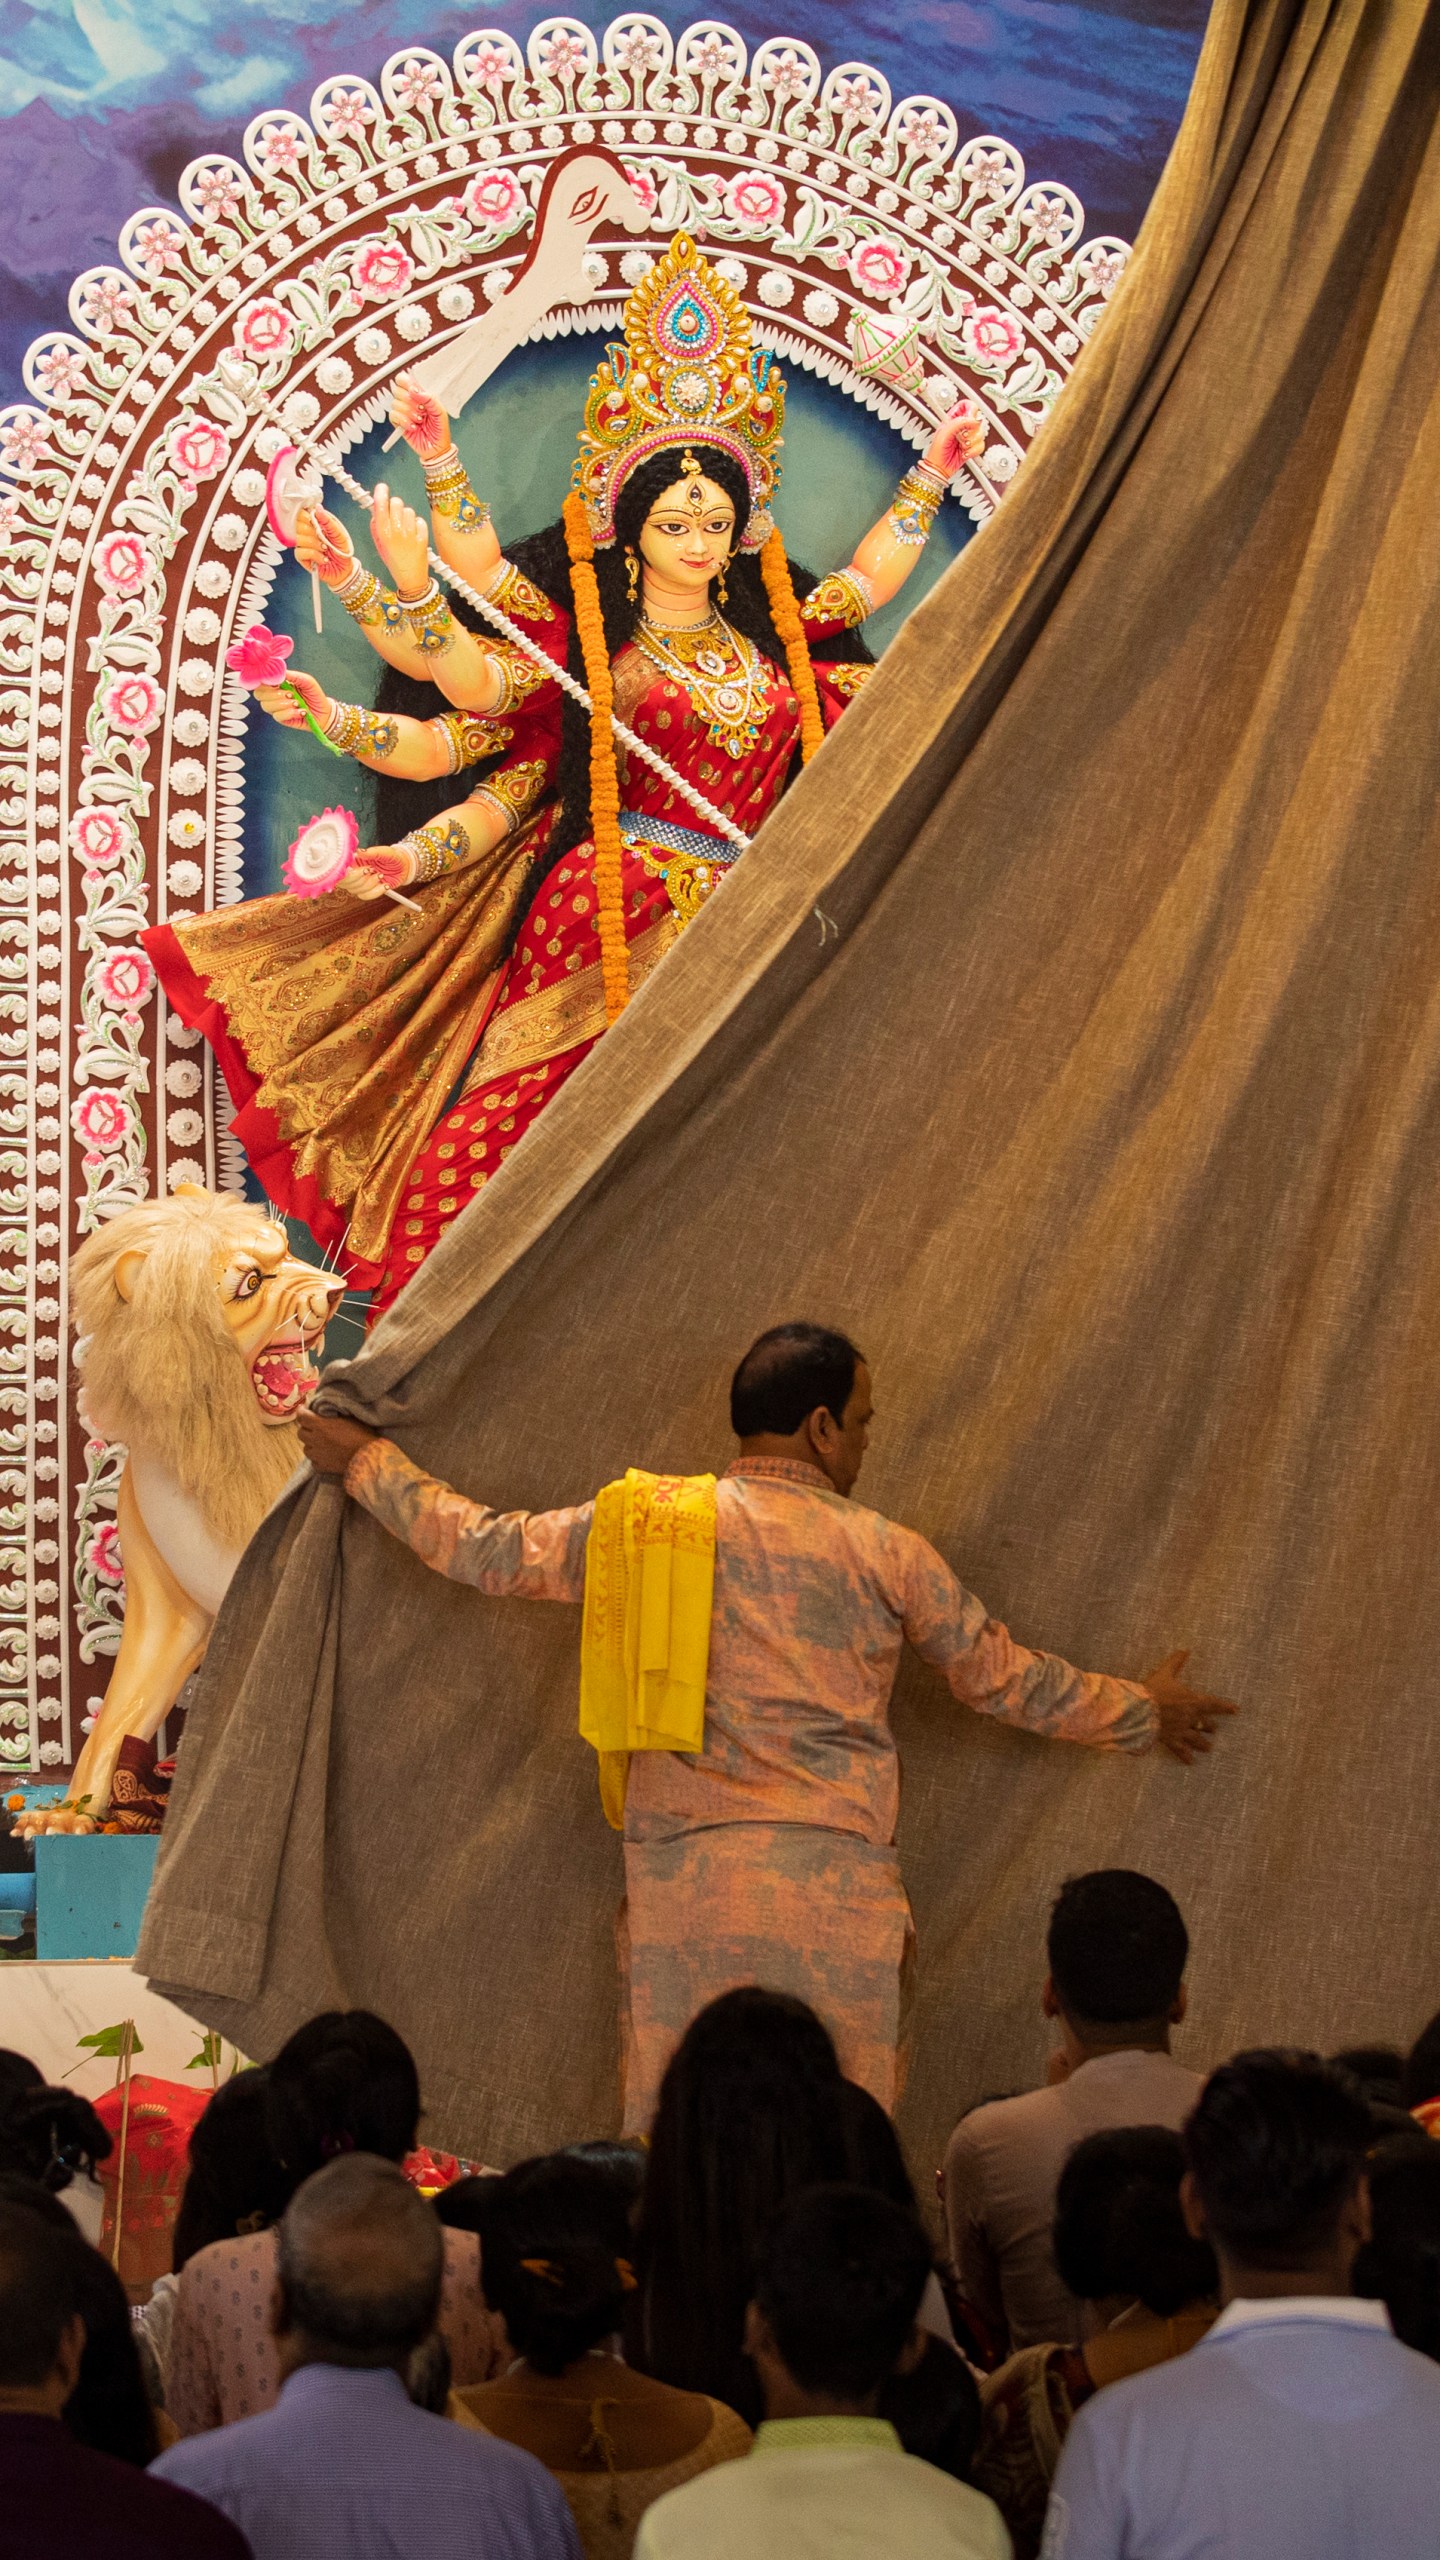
[730,1323,863,1440]
[1047,1870,1189,2029]
[1403,2007,1440,2111]
[755,2183,931,2401]
[1352,2136,1440,2363]
[481,2153,634,2377]
[0,2178,157,2463]
[1053,2127,1217,2317]
[276,2154,443,2366]
[1183,2049,1372,2265]
[0,2197,83,2389]
[266,2010,420,2182]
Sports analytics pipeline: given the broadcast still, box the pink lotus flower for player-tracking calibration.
[71,1088,134,1160]
[234,297,295,361]
[284,806,359,898]
[95,947,155,1014]
[226,623,294,688]
[93,530,151,597]
[463,169,523,228]
[850,236,911,299]
[354,239,417,301]
[962,307,1025,370]
[69,807,129,872]
[724,171,785,232]
[169,417,230,482]
[102,671,163,736]
[85,1522,125,1586]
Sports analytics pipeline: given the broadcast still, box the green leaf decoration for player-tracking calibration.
[185,2034,224,2073]
[76,2023,143,2059]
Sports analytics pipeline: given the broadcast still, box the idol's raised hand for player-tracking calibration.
[390,371,451,462]
[344,842,418,900]
[1141,1650,1239,1765]
[294,503,356,587]
[254,669,331,731]
[369,484,431,597]
[923,402,985,483]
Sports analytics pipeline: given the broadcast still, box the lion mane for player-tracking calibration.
[72,1191,303,1555]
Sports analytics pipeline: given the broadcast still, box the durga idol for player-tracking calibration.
[147,236,979,1316]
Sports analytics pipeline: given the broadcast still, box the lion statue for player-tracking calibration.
[20,1187,342,1837]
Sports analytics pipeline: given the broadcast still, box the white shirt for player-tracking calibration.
[635,2415,1012,2559]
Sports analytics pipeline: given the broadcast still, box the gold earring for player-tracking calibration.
[717,554,730,606]
[625,548,638,605]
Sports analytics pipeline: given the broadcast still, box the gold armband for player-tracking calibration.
[399,577,455,657]
[324,700,402,761]
[422,445,492,534]
[887,460,948,547]
[400,816,470,884]
[483,558,558,625]
[469,757,550,835]
[430,711,516,775]
[333,561,394,630]
[799,568,876,630]
[487,647,556,714]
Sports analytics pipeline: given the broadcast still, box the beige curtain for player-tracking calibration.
[140,0,1440,2177]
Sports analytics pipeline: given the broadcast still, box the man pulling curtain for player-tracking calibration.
[298,1326,1235,2132]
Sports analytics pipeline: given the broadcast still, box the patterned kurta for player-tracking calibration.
[345,1441,1157,2131]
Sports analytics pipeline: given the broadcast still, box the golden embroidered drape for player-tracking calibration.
[140,0,1440,2175]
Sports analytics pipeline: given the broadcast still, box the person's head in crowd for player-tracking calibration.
[1403,2008,1440,2117]
[273,2152,443,2380]
[1352,2137,1440,2362]
[746,2185,930,2418]
[1181,2049,1372,2297]
[0,2048,42,2119]
[0,2183,157,2463]
[432,2173,501,2237]
[563,2137,647,2215]
[481,2153,635,2376]
[879,2335,983,2482]
[1053,2127,1218,2330]
[730,1322,871,1497]
[172,2065,295,2273]
[635,1986,852,2420]
[0,2197,85,2421]
[265,2009,421,2185]
[0,2080,111,2195]
[1044,1870,1189,2067]
[837,2078,919,2212]
[1332,2045,1406,2110]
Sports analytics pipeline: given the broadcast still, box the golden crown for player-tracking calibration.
[572,233,785,550]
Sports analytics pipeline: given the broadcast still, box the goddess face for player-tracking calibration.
[639,471,736,602]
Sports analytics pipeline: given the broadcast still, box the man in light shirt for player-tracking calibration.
[1043,2049,1440,2558]
[944,1871,1204,2350]
[636,2183,1010,2558]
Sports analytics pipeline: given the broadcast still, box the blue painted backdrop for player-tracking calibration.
[1,1,1209,412]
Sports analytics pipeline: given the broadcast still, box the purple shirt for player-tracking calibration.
[0,2411,250,2559]
[1044,2298,1440,2558]
[152,2362,582,2560]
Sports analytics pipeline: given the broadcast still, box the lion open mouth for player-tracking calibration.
[251,1328,322,1421]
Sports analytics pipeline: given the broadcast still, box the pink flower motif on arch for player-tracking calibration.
[169,417,230,483]
[850,236,911,300]
[0,414,49,474]
[623,165,659,217]
[468,41,511,90]
[226,623,294,687]
[32,345,86,402]
[724,170,786,232]
[102,671,163,736]
[95,947,156,1017]
[255,122,303,175]
[71,1088,134,1163]
[79,275,136,336]
[93,530,151,597]
[85,1522,125,1587]
[463,168,524,229]
[353,238,417,301]
[324,87,373,143]
[69,807,129,873]
[393,55,445,111]
[131,218,187,277]
[962,306,1025,370]
[539,28,590,80]
[234,298,295,362]
[193,166,243,223]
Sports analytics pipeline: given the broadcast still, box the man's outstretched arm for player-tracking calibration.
[892,1526,1236,1763]
[299,1412,589,1603]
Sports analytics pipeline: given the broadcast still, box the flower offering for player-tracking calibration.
[282,806,359,899]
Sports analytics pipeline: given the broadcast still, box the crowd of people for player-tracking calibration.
[3,1869,1439,2557]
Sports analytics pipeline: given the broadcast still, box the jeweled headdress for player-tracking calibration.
[572,233,785,550]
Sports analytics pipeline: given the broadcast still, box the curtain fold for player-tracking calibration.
[140,0,1440,2172]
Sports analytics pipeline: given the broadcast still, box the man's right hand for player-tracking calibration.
[1142,1650,1239,1765]
[298,1410,377,1476]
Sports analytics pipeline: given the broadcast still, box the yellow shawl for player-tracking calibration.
[578,1469,717,1829]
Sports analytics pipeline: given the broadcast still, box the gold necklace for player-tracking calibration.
[634,612,767,759]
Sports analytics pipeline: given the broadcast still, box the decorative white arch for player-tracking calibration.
[0,18,1129,1770]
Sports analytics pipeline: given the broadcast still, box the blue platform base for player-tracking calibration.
[35,1835,159,1960]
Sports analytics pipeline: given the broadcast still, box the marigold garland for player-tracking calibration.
[563,492,630,1023]
[760,527,825,764]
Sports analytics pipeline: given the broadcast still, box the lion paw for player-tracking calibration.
[14,1803,99,1839]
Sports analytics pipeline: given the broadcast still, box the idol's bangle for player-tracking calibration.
[398,577,455,657]
[399,815,469,884]
[422,444,492,534]
[324,700,402,762]
[886,460,947,548]
[333,561,389,627]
